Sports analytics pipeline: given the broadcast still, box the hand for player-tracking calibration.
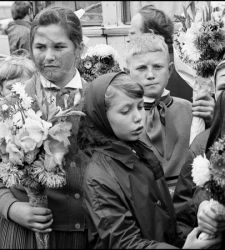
[192,91,215,127]
[8,201,53,233]
[197,200,225,235]
[183,227,222,249]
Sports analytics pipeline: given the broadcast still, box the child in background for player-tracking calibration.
[0,55,36,97]
[79,71,220,249]
[126,33,214,196]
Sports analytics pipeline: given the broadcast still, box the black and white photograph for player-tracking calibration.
[0,1,224,249]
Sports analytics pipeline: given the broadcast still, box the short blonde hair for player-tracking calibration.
[126,33,170,65]
[0,55,36,86]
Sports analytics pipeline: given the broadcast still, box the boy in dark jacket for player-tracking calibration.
[5,1,33,54]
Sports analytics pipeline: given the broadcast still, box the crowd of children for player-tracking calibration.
[0,4,225,250]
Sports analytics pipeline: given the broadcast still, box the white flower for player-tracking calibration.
[2,104,8,111]
[192,154,211,186]
[84,44,120,63]
[11,82,25,96]
[181,22,202,62]
[11,82,33,109]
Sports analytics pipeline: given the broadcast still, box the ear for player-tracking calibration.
[168,61,174,77]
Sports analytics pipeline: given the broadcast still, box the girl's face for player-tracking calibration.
[1,77,28,97]
[106,89,145,141]
[32,24,81,88]
[215,67,225,100]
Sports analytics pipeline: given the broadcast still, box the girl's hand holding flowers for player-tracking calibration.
[8,202,53,233]
[192,90,215,128]
[197,200,225,236]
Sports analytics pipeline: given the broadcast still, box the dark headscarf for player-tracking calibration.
[206,90,225,158]
[84,72,126,137]
[79,71,164,180]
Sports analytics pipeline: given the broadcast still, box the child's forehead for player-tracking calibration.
[34,24,69,43]
[129,50,168,63]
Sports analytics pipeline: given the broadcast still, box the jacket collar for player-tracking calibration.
[9,19,31,28]
[92,141,138,170]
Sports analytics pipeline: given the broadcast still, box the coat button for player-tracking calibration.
[75,223,81,229]
[156,200,161,206]
[74,193,80,199]
[70,162,76,168]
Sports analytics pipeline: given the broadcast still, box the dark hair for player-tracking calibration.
[138,5,174,53]
[30,6,83,53]
[105,73,144,110]
[11,1,32,20]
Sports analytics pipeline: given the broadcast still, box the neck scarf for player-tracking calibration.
[84,72,164,180]
[143,92,177,159]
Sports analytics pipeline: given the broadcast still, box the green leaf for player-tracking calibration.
[48,121,72,146]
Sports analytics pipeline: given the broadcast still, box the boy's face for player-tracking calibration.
[128,51,173,99]
[215,67,225,100]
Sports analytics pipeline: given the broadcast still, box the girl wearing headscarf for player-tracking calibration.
[173,60,225,244]
[78,71,220,249]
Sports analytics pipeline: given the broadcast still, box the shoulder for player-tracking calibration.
[172,96,192,107]
[170,96,192,115]
[84,152,118,190]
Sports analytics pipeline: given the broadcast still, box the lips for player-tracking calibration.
[132,126,144,135]
[145,82,157,87]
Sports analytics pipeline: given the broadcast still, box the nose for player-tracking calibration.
[146,67,154,80]
[44,48,55,62]
[133,108,142,123]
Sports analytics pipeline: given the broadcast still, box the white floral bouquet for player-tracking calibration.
[192,135,225,240]
[0,82,84,249]
[174,1,225,144]
[78,44,121,82]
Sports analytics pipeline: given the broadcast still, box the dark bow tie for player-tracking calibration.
[45,87,80,109]
[141,93,177,159]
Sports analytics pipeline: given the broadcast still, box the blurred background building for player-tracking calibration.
[0,1,187,64]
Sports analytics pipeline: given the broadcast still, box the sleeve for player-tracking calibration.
[83,163,177,249]
[173,149,210,243]
[0,182,18,219]
[18,31,30,52]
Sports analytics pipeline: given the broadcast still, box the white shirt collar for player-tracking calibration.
[40,69,82,89]
[143,89,170,103]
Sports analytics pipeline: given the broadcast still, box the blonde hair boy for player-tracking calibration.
[126,33,170,66]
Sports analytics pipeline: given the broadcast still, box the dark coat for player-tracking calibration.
[83,140,179,249]
[173,129,210,243]
[5,20,31,54]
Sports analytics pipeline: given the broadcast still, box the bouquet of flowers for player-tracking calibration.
[174,1,225,144]
[0,82,84,248]
[192,135,225,240]
[78,44,121,82]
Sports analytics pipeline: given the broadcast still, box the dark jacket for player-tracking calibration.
[173,129,210,242]
[5,19,31,54]
[167,67,192,102]
[83,141,178,249]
